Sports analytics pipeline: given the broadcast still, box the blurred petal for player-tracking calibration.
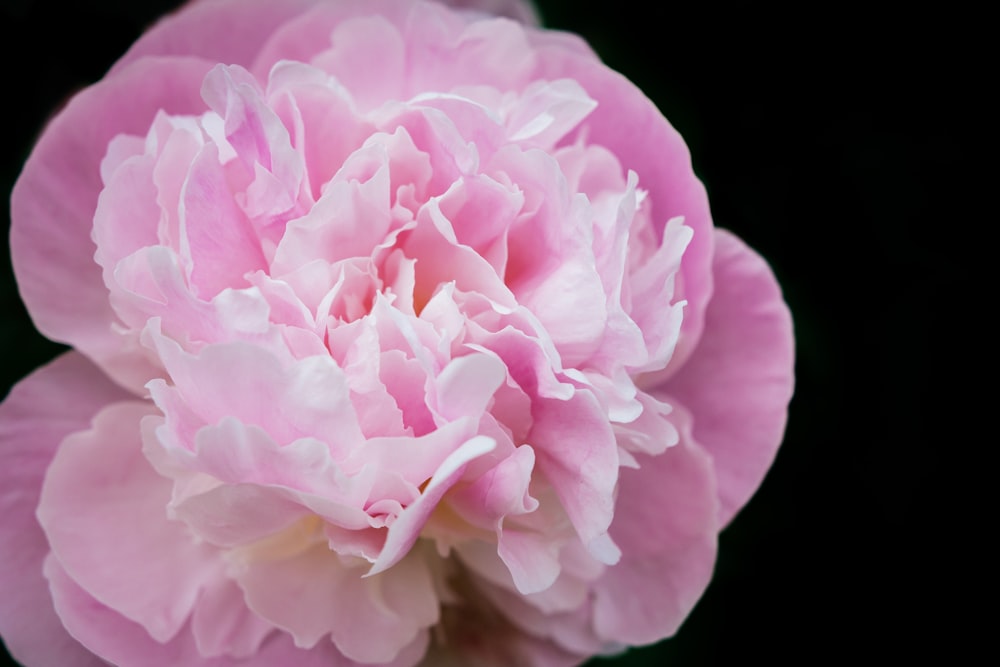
[440,0,540,24]
[190,578,274,658]
[658,229,795,525]
[111,0,322,75]
[0,353,130,667]
[238,543,435,664]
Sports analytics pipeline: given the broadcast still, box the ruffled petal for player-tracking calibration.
[5,3,791,665]
[530,390,620,563]
[10,56,215,391]
[658,229,795,525]
[528,38,715,373]
[0,353,131,667]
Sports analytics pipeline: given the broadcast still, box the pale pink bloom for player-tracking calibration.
[0,1,794,665]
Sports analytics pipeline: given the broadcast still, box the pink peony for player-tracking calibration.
[0,0,794,665]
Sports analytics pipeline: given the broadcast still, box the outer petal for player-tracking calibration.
[37,402,222,645]
[591,407,719,644]
[46,555,423,667]
[657,229,795,525]
[0,352,131,667]
[122,0,538,82]
[10,56,214,391]
[110,0,322,75]
[249,0,535,87]
[439,0,540,24]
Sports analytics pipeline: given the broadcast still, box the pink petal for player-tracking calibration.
[111,0,321,76]
[10,56,213,390]
[0,353,131,667]
[448,443,539,529]
[272,143,394,274]
[530,390,620,562]
[190,578,274,659]
[434,172,523,265]
[369,435,496,575]
[404,199,518,311]
[529,39,716,373]
[37,401,222,643]
[406,10,537,94]
[148,332,364,450]
[252,1,536,94]
[249,0,425,81]
[45,556,236,667]
[439,0,541,24]
[267,61,376,200]
[506,79,597,147]
[628,217,694,373]
[432,352,508,422]
[46,554,404,667]
[237,543,436,663]
[311,14,407,111]
[656,229,795,525]
[497,528,562,594]
[591,407,719,644]
[92,153,162,286]
[179,142,269,296]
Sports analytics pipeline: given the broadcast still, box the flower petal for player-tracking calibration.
[0,353,130,667]
[37,402,222,644]
[529,39,715,372]
[111,0,322,75]
[591,406,719,644]
[10,56,214,391]
[440,0,540,25]
[658,229,795,525]
[530,390,620,562]
[237,544,436,663]
[46,553,411,667]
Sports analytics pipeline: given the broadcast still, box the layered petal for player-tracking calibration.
[592,407,719,644]
[528,37,715,373]
[37,402,222,644]
[0,353,131,667]
[656,229,795,525]
[11,56,214,391]
[45,555,423,667]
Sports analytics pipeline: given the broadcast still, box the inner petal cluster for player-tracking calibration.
[79,11,692,662]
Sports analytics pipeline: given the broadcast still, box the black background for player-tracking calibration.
[1,0,978,664]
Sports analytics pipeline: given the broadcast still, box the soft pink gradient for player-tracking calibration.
[1,1,794,665]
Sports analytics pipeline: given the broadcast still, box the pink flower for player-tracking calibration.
[0,0,794,665]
